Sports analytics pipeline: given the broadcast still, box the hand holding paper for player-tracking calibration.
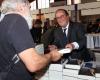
[58,48,72,54]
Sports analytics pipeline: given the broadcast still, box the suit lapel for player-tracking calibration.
[57,27,67,47]
[57,23,73,47]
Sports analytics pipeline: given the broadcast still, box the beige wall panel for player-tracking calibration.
[81,8,100,16]
[78,2,100,10]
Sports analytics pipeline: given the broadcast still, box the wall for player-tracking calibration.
[78,1,100,15]
[31,1,100,20]
[32,5,74,20]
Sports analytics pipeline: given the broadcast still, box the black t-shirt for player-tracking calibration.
[0,14,35,80]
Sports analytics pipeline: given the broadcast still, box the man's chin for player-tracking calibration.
[59,23,66,27]
[60,25,66,27]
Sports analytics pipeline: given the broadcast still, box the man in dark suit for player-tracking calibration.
[30,19,42,44]
[49,9,92,63]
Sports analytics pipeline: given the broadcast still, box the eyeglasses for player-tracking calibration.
[56,15,65,20]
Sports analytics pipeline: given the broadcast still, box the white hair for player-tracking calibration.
[0,0,33,29]
[1,0,29,14]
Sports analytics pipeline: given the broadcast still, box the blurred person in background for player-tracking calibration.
[42,18,51,34]
[30,19,42,44]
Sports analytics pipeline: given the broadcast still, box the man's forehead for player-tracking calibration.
[56,10,65,13]
[56,10,65,16]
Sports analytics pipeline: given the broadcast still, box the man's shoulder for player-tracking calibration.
[70,22,83,26]
[1,14,25,28]
[70,22,84,29]
[5,14,26,22]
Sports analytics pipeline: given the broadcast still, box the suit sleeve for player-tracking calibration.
[76,23,86,50]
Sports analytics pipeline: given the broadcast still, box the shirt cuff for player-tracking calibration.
[72,42,79,49]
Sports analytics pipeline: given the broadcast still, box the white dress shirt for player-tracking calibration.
[62,22,79,49]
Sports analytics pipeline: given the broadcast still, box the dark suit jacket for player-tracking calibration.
[53,22,92,61]
[41,27,57,51]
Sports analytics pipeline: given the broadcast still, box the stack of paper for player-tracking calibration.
[63,60,81,80]
[65,64,81,70]
[63,68,80,79]
[49,64,63,80]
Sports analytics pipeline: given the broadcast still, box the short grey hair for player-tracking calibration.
[0,0,29,14]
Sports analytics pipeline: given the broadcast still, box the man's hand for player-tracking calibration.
[65,43,74,51]
[48,45,57,51]
[50,49,62,62]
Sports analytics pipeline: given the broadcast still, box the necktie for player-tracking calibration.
[63,28,67,37]
[63,28,67,44]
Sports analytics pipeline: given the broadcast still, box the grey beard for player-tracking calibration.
[23,14,33,30]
